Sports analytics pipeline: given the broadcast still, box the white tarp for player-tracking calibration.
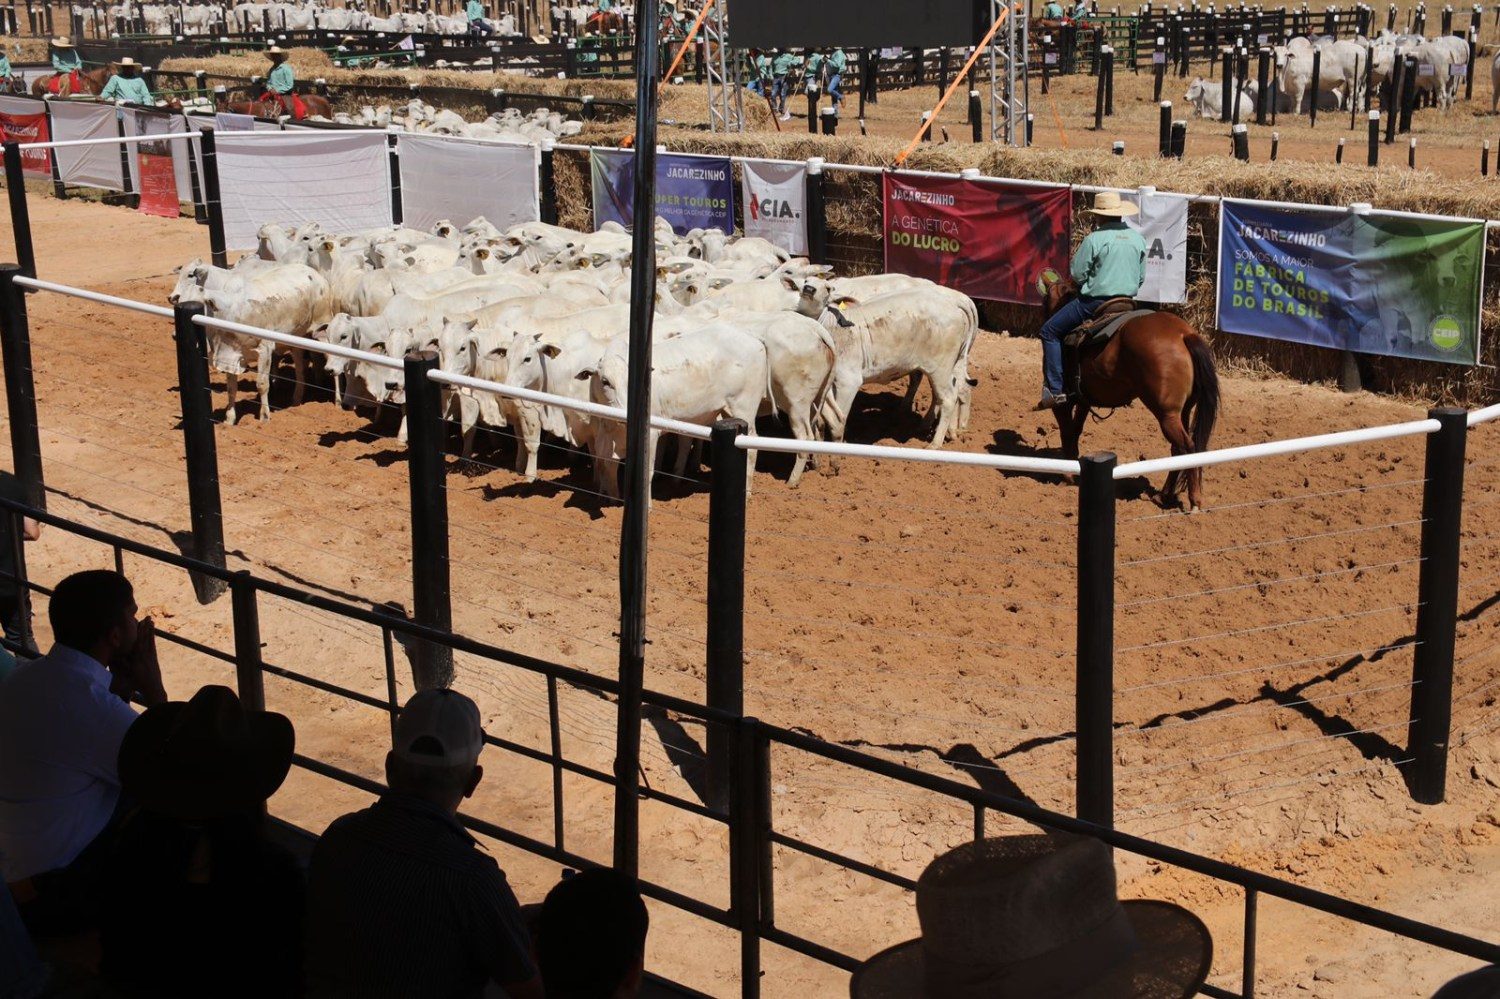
[48,102,125,191]
[739,158,807,255]
[396,133,538,233]
[1121,189,1189,305]
[215,131,392,250]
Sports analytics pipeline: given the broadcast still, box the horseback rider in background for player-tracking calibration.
[47,36,82,96]
[258,46,304,119]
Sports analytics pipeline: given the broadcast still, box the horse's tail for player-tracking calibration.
[1184,332,1219,453]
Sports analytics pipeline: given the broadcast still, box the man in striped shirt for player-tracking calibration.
[304,690,543,999]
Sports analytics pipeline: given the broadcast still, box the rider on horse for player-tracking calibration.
[259,46,305,119]
[1035,191,1147,410]
[48,36,83,97]
[98,57,153,105]
[0,52,13,93]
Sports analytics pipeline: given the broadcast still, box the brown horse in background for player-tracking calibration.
[1039,274,1221,511]
[218,90,333,120]
[31,66,110,98]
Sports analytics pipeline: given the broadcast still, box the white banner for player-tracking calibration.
[214,112,255,131]
[48,102,125,191]
[740,158,807,256]
[215,131,393,250]
[1121,190,1189,305]
[397,133,539,233]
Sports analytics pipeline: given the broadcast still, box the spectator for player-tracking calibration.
[535,869,649,998]
[1043,0,1065,17]
[771,47,797,119]
[1071,0,1090,18]
[824,47,847,111]
[467,0,492,37]
[0,468,42,658]
[0,570,164,934]
[99,684,301,998]
[305,689,543,999]
[849,834,1212,998]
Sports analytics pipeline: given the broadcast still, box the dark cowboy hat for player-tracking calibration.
[850,835,1212,999]
[118,685,294,822]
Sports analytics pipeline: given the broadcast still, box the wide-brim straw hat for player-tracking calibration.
[850,836,1212,999]
[49,35,72,47]
[1088,190,1140,218]
[266,45,287,57]
[116,57,138,68]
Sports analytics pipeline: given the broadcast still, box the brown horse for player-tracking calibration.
[1039,274,1221,511]
[586,8,626,33]
[217,91,333,121]
[31,66,111,98]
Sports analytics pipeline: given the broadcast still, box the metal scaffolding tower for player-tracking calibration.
[704,0,745,132]
[987,0,1030,145]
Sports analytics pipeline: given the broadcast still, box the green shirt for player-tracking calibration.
[51,50,82,72]
[1043,1,1064,15]
[754,54,771,77]
[771,51,797,76]
[99,74,153,104]
[267,62,295,94]
[1071,218,1146,299]
[801,52,823,80]
[467,0,485,19]
[0,56,11,79]
[826,49,846,74]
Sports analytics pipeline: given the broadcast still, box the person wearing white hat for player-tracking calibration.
[259,45,299,116]
[98,58,153,105]
[1035,190,1147,410]
[850,834,1212,998]
[47,36,82,96]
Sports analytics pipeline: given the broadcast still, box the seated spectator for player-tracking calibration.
[99,684,301,998]
[0,569,164,934]
[535,868,650,999]
[849,834,1212,998]
[305,689,542,999]
[0,467,43,659]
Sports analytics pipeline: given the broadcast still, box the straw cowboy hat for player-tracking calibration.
[850,835,1212,999]
[116,57,138,68]
[1088,190,1140,218]
[265,45,287,57]
[118,685,294,822]
[49,36,73,47]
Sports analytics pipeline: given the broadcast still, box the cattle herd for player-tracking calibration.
[1183,28,1475,118]
[100,0,524,37]
[167,218,978,497]
[322,98,584,137]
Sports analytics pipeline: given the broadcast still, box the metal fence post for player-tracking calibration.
[229,571,265,713]
[172,302,228,603]
[1407,407,1467,805]
[4,145,36,280]
[730,716,762,999]
[198,126,228,268]
[706,418,747,812]
[1076,452,1117,827]
[805,156,826,266]
[0,265,44,512]
[403,350,453,690]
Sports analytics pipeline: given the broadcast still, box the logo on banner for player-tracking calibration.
[1147,238,1171,261]
[749,196,799,222]
[1430,315,1464,351]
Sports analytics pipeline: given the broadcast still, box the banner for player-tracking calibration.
[1217,199,1485,366]
[882,172,1071,305]
[214,112,254,132]
[215,131,392,249]
[1121,190,1188,305]
[590,149,734,235]
[397,134,538,233]
[740,158,807,255]
[133,111,181,218]
[0,97,50,178]
[49,102,124,191]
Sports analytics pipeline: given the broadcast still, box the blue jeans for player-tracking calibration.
[469,18,492,35]
[826,72,843,105]
[1038,295,1103,395]
[748,79,764,96]
[772,76,788,111]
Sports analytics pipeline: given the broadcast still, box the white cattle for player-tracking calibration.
[1184,77,1255,119]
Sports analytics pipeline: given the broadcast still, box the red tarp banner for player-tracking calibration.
[882,172,1072,305]
[0,110,52,179]
[134,115,180,218]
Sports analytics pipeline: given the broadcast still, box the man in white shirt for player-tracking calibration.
[0,569,165,934]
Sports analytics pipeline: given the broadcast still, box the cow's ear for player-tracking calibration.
[781,275,798,291]
[539,343,562,358]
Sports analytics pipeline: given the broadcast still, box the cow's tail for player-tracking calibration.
[1184,333,1219,454]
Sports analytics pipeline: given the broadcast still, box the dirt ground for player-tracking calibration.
[2,190,1498,996]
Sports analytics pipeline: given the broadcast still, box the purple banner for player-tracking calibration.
[591,149,734,235]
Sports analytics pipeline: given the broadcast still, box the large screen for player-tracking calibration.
[726,0,989,49]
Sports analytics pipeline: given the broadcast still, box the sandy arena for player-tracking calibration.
[2,189,1498,995]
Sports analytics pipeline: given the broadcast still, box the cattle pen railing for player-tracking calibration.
[2,428,1499,997]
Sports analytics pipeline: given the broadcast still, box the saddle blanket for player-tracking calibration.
[1065,309,1155,349]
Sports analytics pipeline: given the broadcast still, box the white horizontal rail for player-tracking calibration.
[734,434,1082,475]
[192,314,402,370]
[1468,403,1500,427]
[14,276,175,317]
[17,131,199,151]
[1114,418,1442,479]
[429,369,712,439]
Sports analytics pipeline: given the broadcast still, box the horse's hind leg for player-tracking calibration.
[1155,410,1197,511]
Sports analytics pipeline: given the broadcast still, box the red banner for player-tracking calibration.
[882,173,1072,305]
[0,110,51,179]
[133,113,181,218]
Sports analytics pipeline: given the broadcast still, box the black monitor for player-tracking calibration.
[727,0,993,50]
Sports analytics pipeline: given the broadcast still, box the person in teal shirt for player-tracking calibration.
[99,58,153,105]
[801,48,823,92]
[823,47,846,109]
[1042,0,1064,17]
[1071,0,1090,18]
[1035,191,1147,409]
[265,47,294,94]
[467,0,493,36]
[771,47,797,118]
[50,36,82,74]
[747,49,771,96]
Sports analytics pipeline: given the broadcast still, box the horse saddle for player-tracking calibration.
[1064,297,1153,349]
[45,71,81,97]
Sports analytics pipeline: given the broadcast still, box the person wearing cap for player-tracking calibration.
[535,868,650,999]
[98,58,153,105]
[305,689,544,999]
[467,0,493,37]
[850,833,1212,998]
[98,685,303,997]
[48,36,82,96]
[0,570,166,934]
[1035,190,1146,410]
